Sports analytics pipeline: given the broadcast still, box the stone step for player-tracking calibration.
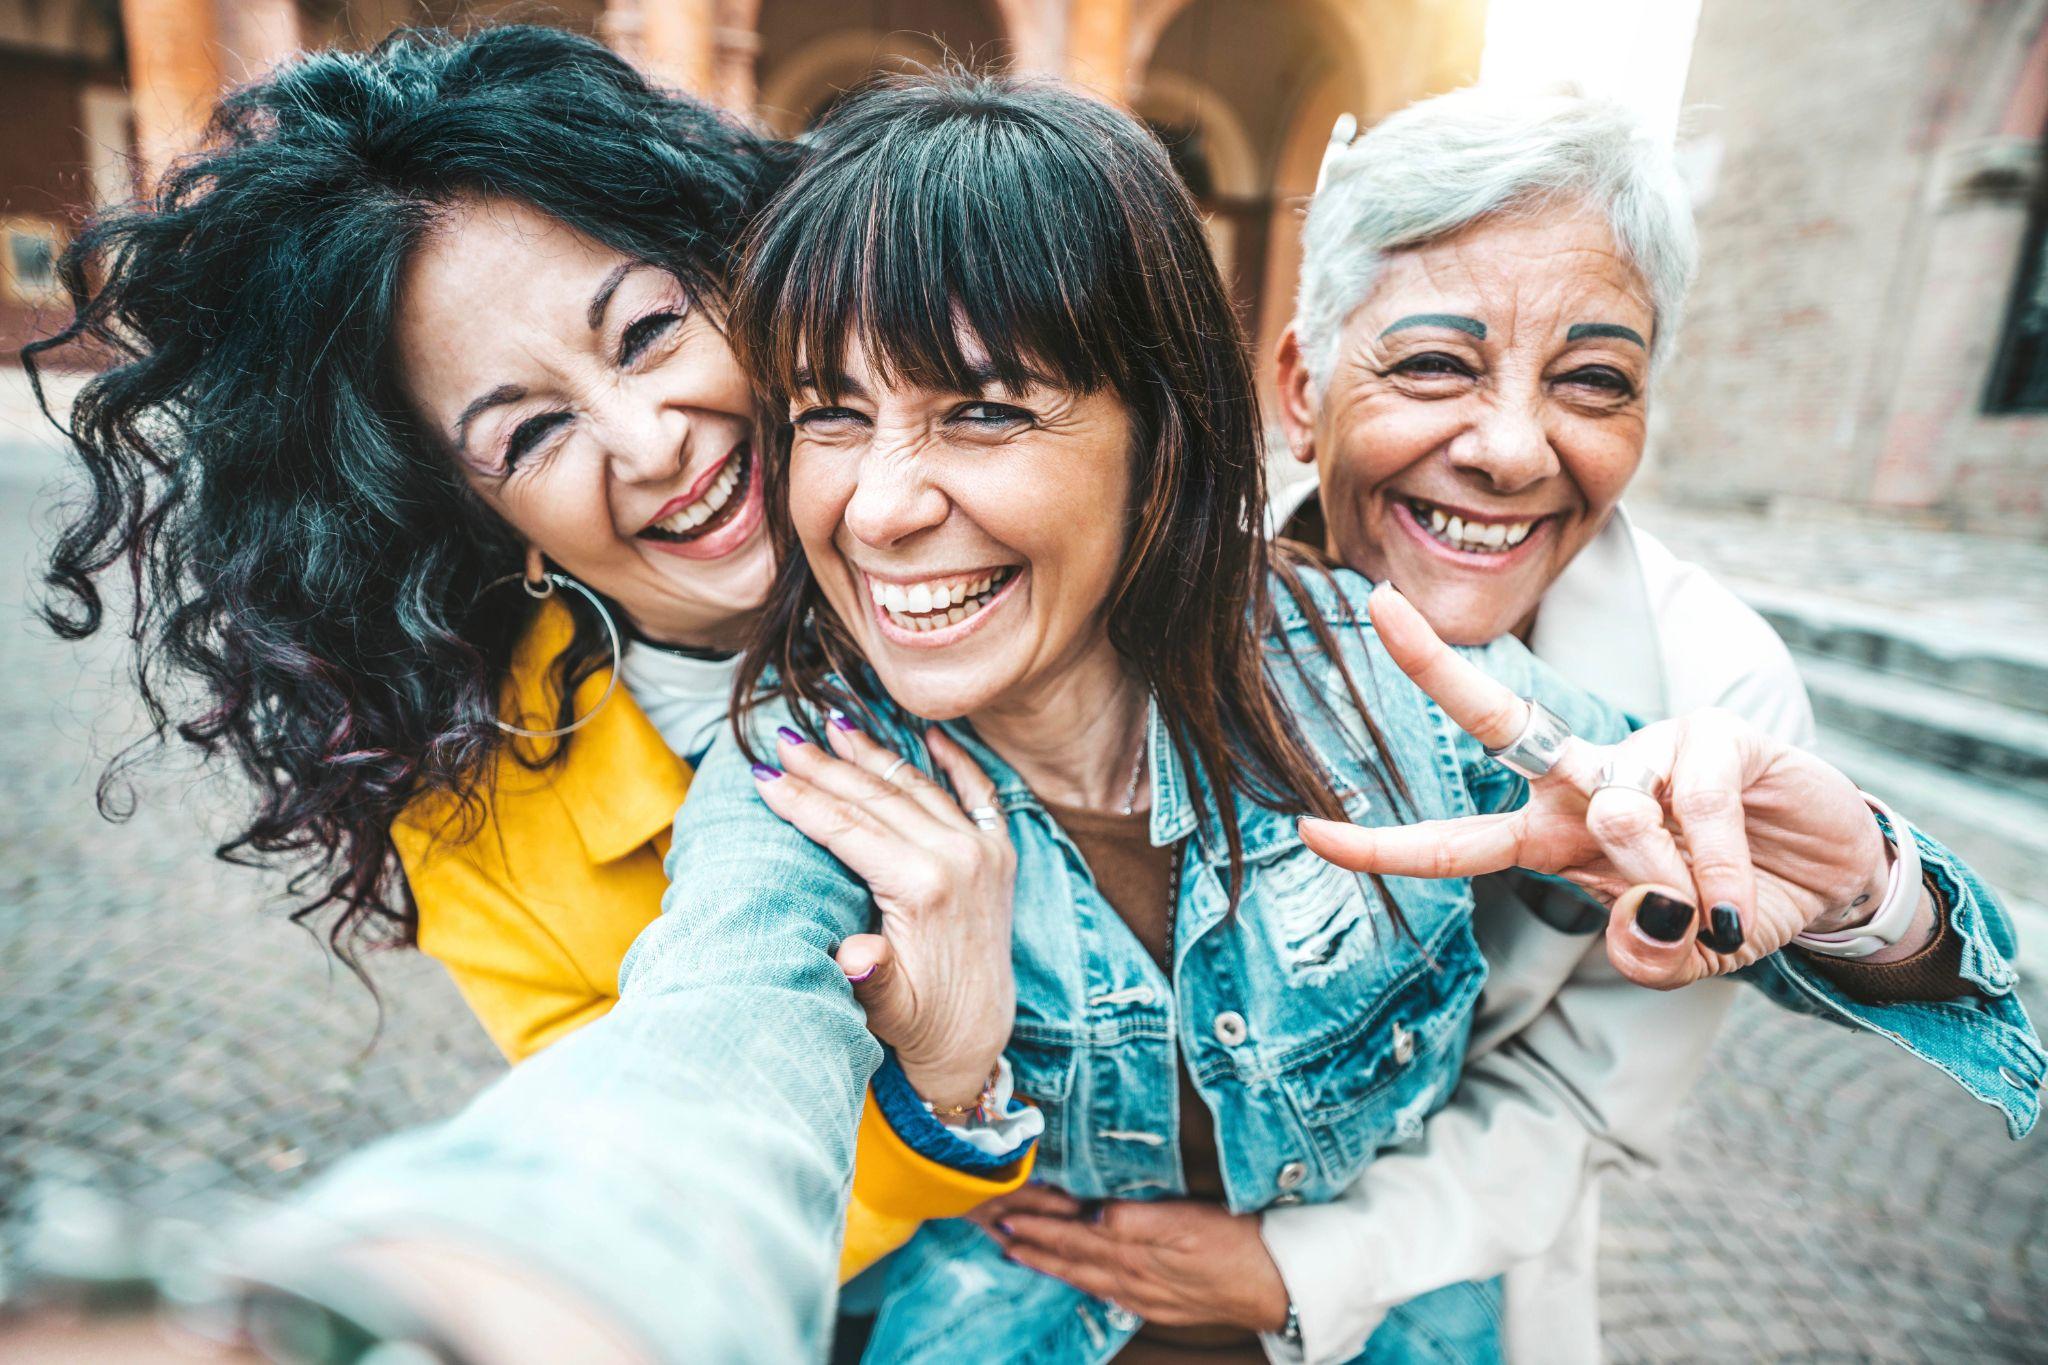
[1809,726,2048,982]
[1793,652,2048,787]
[1739,582,2048,717]
[1811,725,2048,893]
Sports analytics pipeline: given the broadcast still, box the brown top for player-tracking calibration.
[1042,799,1264,1364]
[1795,874,1967,1003]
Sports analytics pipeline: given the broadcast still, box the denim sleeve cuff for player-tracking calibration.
[871,1054,1041,1175]
[1742,822,2045,1140]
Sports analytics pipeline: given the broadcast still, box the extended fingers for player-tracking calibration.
[776,723,942,829]
[750,764,895,871]
[996,1213,1119,1263]
[1299,811,1522,880]
[1367,584,1531,751]
[969,1185,1086,1229]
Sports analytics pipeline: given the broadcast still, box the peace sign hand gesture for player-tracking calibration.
[1299,585,1907,989]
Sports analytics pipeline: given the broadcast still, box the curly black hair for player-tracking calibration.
[22,24,789,969]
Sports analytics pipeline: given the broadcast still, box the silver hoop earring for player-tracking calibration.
[479,571,622,739]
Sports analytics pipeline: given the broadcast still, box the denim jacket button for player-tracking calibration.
[1213,1010,1249,1046]
[1391,1021,1415,1066]
[1276,1160,1307,1190]
[1105,1305,1140,1332]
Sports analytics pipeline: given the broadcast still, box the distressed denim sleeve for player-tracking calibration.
[1436,632,2045,1139]
[265,707,882,1362]
[1739,822,2044,1137]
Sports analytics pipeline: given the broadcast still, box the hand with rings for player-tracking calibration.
[751,714,1017,1107]
[1300,585,1902,990]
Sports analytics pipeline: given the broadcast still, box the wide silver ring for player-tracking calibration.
[1593,755,1664,800]
[878,756,910,784]
[967,803,1003,831]
[1483,700,1573,781]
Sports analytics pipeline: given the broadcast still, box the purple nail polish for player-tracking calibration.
[776,725,807,746]
[845,964,876,984]
[829,711,860,733]
[750,763,781,781]
[995,1220,1015,1237]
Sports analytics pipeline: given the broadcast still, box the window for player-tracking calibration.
[1986,141,2048,412]
[2,219,65,305]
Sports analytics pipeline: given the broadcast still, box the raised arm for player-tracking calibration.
[1304,586,2042,1120]
[247,709,882,1362]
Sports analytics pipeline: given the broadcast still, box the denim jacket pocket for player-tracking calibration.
[1275,927,1487,1178]
[1005,1024,1077,1171]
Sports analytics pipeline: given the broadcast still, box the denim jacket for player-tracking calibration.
[279,567,2039,1364]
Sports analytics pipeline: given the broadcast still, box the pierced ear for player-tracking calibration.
[523,544,547,586]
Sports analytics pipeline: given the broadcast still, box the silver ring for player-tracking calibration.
[1593,755,1664,800]
[967,803,1003,831]
[878,756,910,784]
[1483,700,1573,781]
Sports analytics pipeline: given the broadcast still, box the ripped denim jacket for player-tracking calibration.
[855,567,2041,1363]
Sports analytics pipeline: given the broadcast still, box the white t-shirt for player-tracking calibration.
[616,640,740,768]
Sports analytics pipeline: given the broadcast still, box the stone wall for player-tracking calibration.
[1648,0,2048,540]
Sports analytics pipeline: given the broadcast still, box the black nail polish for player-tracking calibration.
[1635,892,1695,943]
[776,725,807,746]
[1703,903,1744,953]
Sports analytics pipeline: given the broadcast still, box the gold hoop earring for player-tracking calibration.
[477,571,621,739]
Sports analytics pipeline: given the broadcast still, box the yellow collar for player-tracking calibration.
[503,597,691,864]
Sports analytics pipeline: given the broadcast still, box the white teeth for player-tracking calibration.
[871,567,1016,634]
[1411,500,1541,555]
[651,452,747,535]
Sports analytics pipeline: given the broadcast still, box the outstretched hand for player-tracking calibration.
[1299,585,1897,988]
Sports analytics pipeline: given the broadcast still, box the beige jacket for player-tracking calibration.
[1260,489,1815,1364]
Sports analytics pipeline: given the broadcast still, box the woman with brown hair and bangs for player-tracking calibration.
[174,68,2033,1365]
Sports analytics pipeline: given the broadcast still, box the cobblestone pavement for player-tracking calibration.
[3,424,2044,1361]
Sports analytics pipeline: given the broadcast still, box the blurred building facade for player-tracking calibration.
[7,0,2045,541]
[1650,0,2048,539]
[0,0,1485,401]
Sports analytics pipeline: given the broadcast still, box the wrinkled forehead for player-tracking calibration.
[1363,208,1655,337]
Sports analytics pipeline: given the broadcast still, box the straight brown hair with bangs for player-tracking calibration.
[728,69,1411,906]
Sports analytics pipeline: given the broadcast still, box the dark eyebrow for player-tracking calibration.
[791,368,871,401]
[1566,322,1647,348]
[1378,313,1486,340]
[453,383,527,449]
[587,262,646,331]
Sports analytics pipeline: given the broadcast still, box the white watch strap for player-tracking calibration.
[1793,792,1923,959]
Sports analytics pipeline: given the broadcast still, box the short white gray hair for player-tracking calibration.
[1294,86,1698,390]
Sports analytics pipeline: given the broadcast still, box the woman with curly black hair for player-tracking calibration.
[23,23,1034,1276]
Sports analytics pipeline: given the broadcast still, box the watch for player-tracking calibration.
[1793,793,1925,960]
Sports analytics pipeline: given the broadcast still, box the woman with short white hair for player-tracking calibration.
[981,87,2037,1363]
[1268,88,1996,1361]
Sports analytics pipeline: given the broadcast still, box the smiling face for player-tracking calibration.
[785,341,1135,724]
[1277,207,1655,645]
[396,197,771,649]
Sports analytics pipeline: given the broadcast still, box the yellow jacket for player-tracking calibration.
[392,599,1026,1279]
